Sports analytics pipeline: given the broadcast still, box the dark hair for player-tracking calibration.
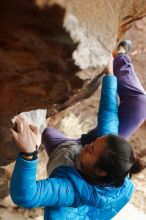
[93,135,146,187]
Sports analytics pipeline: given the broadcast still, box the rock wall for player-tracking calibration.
[0,0,146,165]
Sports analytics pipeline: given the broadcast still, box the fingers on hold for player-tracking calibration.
[18,116,30,130]
[15,116,23,133]
[10,128,18,139]
[29,124,39,134]
[16,115,26,124]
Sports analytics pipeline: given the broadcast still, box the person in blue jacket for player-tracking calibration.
[10,41,146,220]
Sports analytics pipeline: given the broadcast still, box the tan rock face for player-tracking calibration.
[0,1,83,165]
[0,0,146,166]
[0,168,10,199]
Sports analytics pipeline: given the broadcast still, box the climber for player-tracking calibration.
[10,40,146,220]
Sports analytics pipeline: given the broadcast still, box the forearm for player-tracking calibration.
[10,156,38,207]
[10,116,75,209]
[96,75,119,136]
[81,75,119,144]
[10,156,74,208]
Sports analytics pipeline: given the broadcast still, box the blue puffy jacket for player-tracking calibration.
[10,76,134,219]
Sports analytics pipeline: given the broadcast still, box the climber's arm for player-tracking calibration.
[80,57,119,145]
[10,116,75,208]
[96,58,119,136]
[10,157,74,208]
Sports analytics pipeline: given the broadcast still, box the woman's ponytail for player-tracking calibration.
[130,158,146,177]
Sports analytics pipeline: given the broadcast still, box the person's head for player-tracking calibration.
[80,134,146,187]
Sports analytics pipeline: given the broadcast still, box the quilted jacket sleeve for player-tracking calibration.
[96,75,119,136]
[10,156,75,208]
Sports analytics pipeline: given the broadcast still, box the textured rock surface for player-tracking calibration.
[0,0,146,165]
[0,168,10,199]
[0,0,82,165]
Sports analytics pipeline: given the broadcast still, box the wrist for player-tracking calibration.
[19,145,38,153]
[19,146,38,161]
[20,154,35,160]
[104,72,113,75]
[19,147,36,153]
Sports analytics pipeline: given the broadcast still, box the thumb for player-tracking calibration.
[29,124,39,134]
[10,128,18,139]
